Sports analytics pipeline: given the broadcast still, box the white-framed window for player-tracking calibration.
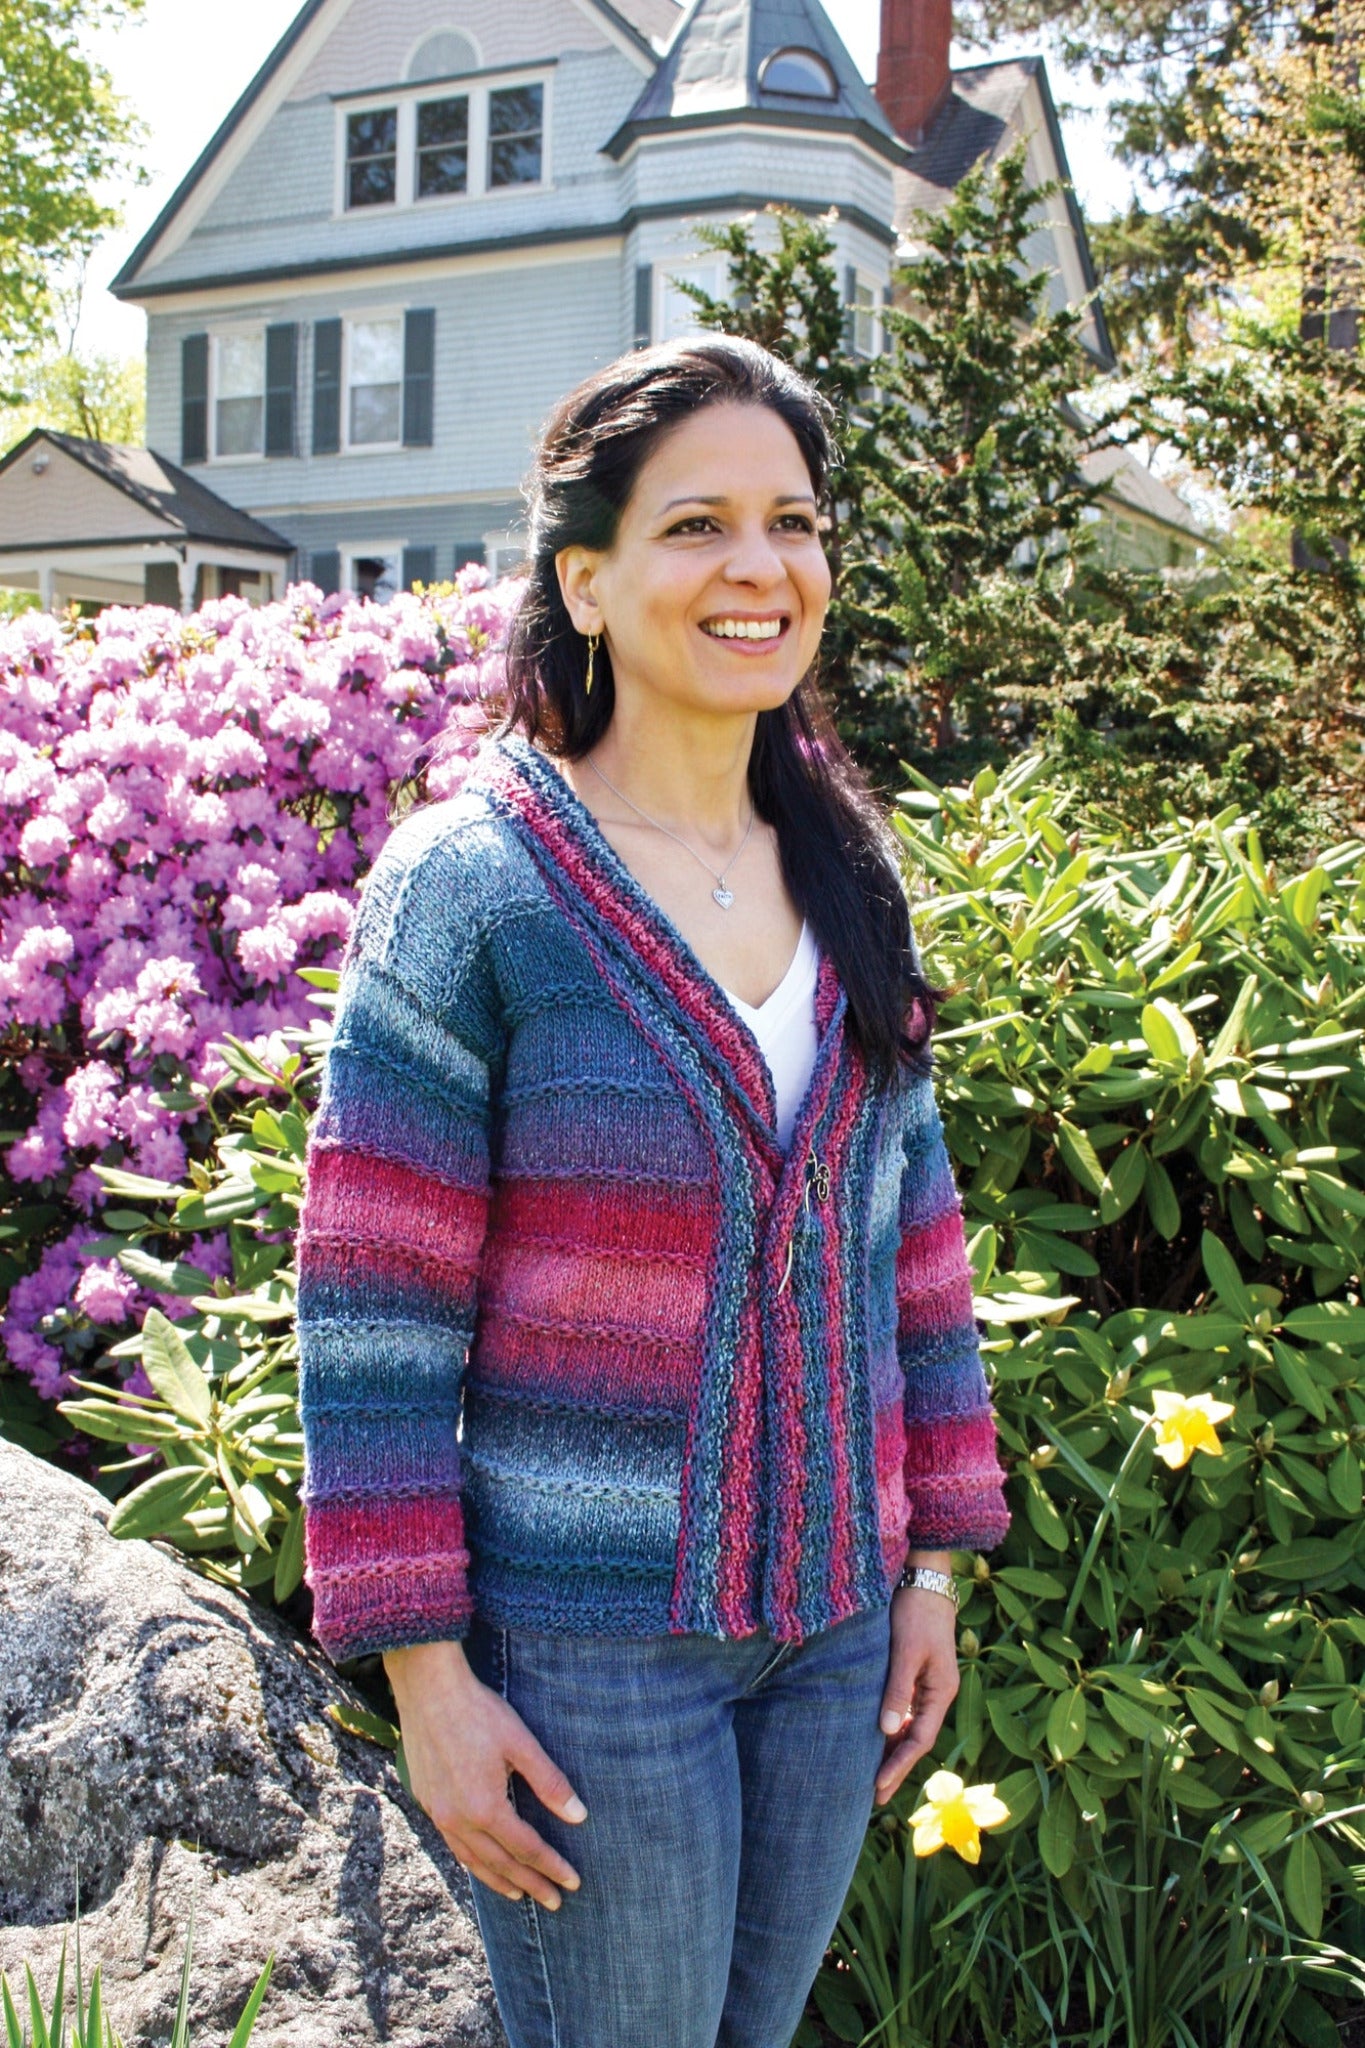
[483,530,529,582]
[345,546,404,603]
[656,259,724,343]
[336,69,551,215]
[849,276,880,359]
[345,314,404,448]
[211,328,265,460]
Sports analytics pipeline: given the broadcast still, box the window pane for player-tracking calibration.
[346,109,397,207]
[349,319,403,384]
[216,396,264,457]
[347,318,403,446]
[215,334,263,456]
[352,553,400,603]
[489,85,542,187]
[349,382,401,443]
[417,94,469,196]
[348,109,397,158]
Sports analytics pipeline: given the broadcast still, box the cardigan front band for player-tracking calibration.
[296,733,1011,1661]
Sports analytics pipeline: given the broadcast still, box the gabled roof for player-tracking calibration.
[113,0,660,296]
[893,57,1116,370]
[0,430,294,555]
[606,0,908,165]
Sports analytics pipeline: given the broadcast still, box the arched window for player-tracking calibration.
[758,47,837,98]
[406,30,479,83]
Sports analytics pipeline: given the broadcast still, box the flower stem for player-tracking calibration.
[1061,1413,1155,1638]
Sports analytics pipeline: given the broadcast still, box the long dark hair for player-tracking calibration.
[499,334,936,1087]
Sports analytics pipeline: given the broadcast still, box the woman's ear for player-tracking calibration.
[555,545,604,637]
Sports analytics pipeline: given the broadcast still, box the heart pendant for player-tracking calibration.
[712,886,735,910]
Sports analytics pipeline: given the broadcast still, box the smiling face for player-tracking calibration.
[555,400,832,724]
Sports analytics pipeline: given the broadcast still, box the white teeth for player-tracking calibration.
[704,618,783,640]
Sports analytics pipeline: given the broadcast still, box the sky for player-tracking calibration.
[77,0,1138,359]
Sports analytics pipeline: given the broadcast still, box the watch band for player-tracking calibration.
[895,1564,960,1610]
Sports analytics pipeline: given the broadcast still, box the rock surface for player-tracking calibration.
[0,1440,504,2047]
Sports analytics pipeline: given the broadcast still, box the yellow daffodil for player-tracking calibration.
[1147,1389,1237,1469]
[908,1770,1010,1864]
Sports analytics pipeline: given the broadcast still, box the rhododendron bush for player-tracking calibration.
[0,575,518,1414]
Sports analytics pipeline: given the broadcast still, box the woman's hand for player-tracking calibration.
[384,1639,588,1908]
[873,1586,960,1805]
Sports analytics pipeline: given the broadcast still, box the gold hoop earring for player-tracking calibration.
[585,630,600,697]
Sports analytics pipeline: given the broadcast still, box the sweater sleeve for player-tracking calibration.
[895,1073,1011,1555]
[296,825,495,1661]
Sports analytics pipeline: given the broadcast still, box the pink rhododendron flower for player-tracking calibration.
[0,576,522,1395]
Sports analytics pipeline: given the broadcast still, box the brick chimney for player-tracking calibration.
[876,0,952,145]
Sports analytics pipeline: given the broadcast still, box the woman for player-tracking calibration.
[296,335,1010,2048]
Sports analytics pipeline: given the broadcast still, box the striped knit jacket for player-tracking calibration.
[296,733,1011,1661]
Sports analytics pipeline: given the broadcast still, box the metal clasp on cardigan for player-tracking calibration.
[777,1149,832,1294]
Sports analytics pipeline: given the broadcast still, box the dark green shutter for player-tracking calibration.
[403,309,436,447]
[310,548,341,596]
[634,264,653,347]
[402,545,437,590]
[452,543,484,572]
[265,324,297,457]
[181,334,209,465]
[312,319,342,454]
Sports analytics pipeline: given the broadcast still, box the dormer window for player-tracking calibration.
[758,47,837,98]
[346,109,398,207]
[338,68,550,212]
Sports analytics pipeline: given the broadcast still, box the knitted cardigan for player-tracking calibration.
[296,733,1010,1661]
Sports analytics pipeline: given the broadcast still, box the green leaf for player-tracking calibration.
[116,1249,215,1298]
[108,1465,214,1541]
[1099,1142,1147,1225]
[2,1974,22,2048]
[1143,1154,1181,1241]
[226,1955,275,2048]
[1327,1443,1363,1515]
[1281,1302,1365,1346]
[326,1701,401,1749]
[169,1905,194,2048]
[994,1567,1068,1598]
[1141,1001,1186,1063]
[1184,1686,1243,1751]
[1046,1686,1088,1762]
[1209,973,1259,1067]
[1200,1230,1255,1322]
[141,1311,213,1428]
[1023,1479,1071,1550]
[1284,1830,1324,1938]
[273,1505,306,1603]
[1038,1783,1078,1877]
[989,1768,1042,1832]
[1023,1640,1072,1691]
[1234,1809,1295,1858]
[1271,1340,1328,1423]
[1283,1989,1342,2048]
[1055,1118,1106,1196]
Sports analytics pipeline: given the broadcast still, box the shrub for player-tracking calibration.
[58,759,1365,2045]
[0,578,514,1427]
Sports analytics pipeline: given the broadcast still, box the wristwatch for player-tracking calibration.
[895,1564,961,1611]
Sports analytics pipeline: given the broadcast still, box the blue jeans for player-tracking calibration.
[462,1600,892,2048]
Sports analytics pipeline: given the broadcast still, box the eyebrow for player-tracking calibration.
[657,493,818,512]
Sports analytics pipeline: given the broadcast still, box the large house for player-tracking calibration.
[0,0,1200,611]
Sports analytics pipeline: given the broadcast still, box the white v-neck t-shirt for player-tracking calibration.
[721,919,820,1151]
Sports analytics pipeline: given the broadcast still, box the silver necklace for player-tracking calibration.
[584,754,756,910]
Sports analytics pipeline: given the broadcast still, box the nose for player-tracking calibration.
[720,520,788,590]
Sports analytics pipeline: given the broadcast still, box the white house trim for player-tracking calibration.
[330,63,554,221]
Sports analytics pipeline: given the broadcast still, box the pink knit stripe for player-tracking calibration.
[716,1295,766,1633]
[302,1145,486,1249]
[490,1174,714,1259]
[475,1311,701,1411]
[297,1228,481,1299]
[813,1039,868,1613]
[307,1492,470,1577]
[479,1232,709,1344]
[902,1406,1002,1485]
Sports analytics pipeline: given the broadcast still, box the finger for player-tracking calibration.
[460,1851,525,1904]
[496,1806,583,1890]
[881,1649,957,1736]
[467,1830,567,1911]
[508,1728,588,1825]
[873,1736,924,1805]
[879,1659,924,1736]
